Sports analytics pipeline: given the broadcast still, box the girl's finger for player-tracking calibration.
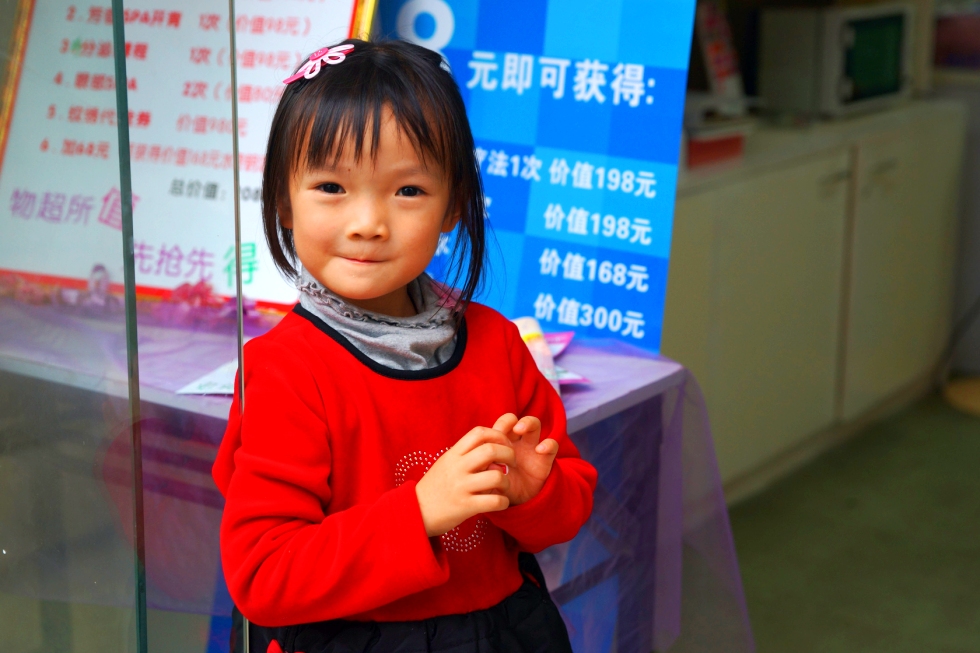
[487,462,508,475]
[464,442,516,472]
[470,493,510,513]
[513,415,541,434]
[492,413,520,440]
[466,469,510,494]
[515,416,542,444]
[534,438,559,456]
[455,426,510,454]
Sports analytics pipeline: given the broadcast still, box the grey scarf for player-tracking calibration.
[296,269,458,371]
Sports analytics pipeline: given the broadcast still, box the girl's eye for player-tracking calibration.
[397,186,423,197]
[317,183,343,194]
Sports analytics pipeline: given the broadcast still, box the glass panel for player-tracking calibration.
[0,0,140,651]
[112,0,358,648]
[116,0,242,651]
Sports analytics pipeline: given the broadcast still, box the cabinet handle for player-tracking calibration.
[862,157,900,196]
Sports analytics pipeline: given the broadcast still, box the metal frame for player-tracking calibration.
[227,1,378,649]
[0,0,36,177]
[109,1,148,651]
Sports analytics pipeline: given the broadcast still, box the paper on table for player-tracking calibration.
[555,365,590,385]
[545,331,575,358]
[512,319,590,389]
[512,316,561,393]
[176,360,238,395]
[543,332,589,384]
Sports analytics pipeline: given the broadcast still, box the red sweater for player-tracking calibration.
[212,302,597,626]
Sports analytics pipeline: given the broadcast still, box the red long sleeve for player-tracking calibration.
[213,303,596,626]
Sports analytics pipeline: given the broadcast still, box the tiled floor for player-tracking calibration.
[0,593,213,653]
[729,395,980,653]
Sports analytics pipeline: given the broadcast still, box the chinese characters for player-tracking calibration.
[533,293,646,339]
[543,203,653,246]
[474,147,657,201]
[538,248,649,292]
[467,51,655,107]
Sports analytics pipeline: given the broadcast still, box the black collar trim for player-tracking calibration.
[292,304,467,381]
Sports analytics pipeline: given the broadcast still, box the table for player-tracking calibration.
[0,299,753,652]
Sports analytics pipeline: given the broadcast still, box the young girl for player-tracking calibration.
[212,38,598,653]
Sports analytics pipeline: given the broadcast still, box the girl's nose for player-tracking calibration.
[346,198,389,240]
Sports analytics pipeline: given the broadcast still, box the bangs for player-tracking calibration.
[290,64,453,176]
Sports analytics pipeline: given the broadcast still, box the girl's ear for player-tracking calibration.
[441,209,460,233]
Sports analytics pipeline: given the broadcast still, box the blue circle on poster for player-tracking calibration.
[414,12,436,40]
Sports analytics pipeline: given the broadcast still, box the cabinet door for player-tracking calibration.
[663,151,851,482]
[842,108,965,419]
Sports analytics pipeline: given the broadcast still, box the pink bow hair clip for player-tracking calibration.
[283,44,355,84]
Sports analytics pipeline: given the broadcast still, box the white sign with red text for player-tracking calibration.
[0,0,355,306]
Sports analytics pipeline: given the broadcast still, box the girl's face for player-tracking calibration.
[281,110,456,317]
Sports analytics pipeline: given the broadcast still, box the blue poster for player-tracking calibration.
[379,0,695,352]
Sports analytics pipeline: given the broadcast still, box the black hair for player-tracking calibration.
[262,38,486,315]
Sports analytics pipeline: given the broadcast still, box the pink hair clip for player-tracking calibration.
[283,44,355,84]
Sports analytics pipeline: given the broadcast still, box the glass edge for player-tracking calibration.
[109,0,149,651]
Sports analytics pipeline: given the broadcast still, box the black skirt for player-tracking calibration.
[232,555,572,653]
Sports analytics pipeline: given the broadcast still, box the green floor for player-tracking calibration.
[729,395,980,653]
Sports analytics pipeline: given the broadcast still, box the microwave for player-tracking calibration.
[759,3,914,117]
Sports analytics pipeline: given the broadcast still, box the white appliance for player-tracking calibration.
[759,2,914,117]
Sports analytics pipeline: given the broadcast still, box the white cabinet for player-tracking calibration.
[662,100,966,486]
[663,151,851,482]
[841,107,965,418]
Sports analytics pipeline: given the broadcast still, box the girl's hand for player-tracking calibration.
[415,427,517,537]
[492,413,559,506]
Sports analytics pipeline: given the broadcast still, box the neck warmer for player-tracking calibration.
[296,268,458,371]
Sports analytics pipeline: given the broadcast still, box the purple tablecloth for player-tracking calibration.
[0,301,753,652]
[540,340,754,652]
